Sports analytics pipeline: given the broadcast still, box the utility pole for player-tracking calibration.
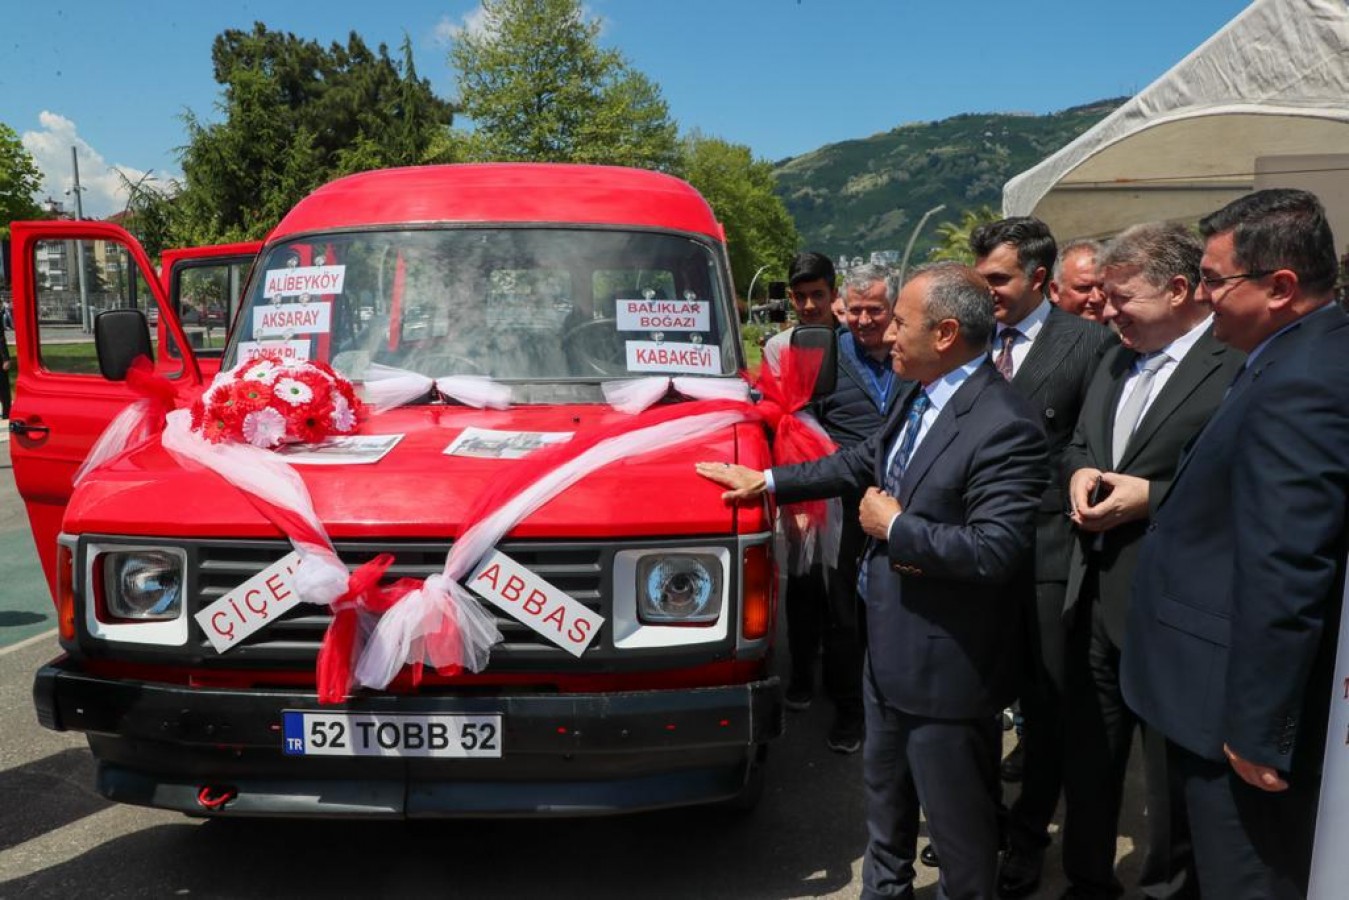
[898,204,946,285]
[71,147,92,332]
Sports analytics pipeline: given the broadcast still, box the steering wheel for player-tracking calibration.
[561,318,627,376]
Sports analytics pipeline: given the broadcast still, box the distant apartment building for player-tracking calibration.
[34,239,76,292]
[836,251,899,274]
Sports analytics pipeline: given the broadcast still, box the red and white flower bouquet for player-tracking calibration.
[190,352,362,448]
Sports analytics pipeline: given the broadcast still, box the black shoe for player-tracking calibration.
[825,713,863,754]
[784,683,813,711]
[998,845,1045,898]
[919,843,939,868]
[1000,740,1025,782]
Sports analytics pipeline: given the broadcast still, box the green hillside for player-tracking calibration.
[773,98,1124,262]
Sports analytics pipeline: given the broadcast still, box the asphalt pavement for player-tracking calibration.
[0,434,56,648]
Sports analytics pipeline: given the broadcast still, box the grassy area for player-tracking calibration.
[36,341,102,375]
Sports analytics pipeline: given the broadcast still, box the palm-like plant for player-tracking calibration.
[927,205,1000,264]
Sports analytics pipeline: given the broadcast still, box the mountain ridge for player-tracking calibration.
[772,98,1126,261]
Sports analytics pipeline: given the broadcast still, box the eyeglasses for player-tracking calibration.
[1199,270,1277,290]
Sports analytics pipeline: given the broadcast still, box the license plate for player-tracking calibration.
[282,711,502,758]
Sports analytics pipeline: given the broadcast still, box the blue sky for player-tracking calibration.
[1,0,1253,218]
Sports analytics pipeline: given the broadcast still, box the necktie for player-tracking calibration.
[858,391,930,599]
[1111,352,1168,466]
[884,391,930,493]
[995,327,1020,380]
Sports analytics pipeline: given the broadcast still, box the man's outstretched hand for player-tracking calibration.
[695,462,768,503]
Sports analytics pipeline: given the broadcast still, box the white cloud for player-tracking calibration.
[432,3,606,47]
[20,111,160,220]
[433,7,489,45]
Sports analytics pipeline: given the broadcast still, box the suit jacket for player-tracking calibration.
[1061,328,1244,643]
[1010,306,1115,584]
[1122,304,1349,774]
[775,362,1049,719]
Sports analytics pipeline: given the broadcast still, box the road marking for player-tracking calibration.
[0,627,56,657]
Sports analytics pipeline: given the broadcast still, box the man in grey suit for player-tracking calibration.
[698,263,1048,899]
[1059,222,1244,899]
[971,217,1115,897]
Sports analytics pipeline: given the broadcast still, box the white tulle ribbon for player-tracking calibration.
[602,376,750,413]
[776,407,843,575]
[161,410,348,603]
[163,408,502,681]
[354,408,753,690]
[74,399,163,485]
[360,363,511,412]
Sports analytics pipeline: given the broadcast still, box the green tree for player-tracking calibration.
[174,25,456,243]
[677,132,800,298]
[450,0,679,171]
[0,122,44,242]
[927,205,1000,264]
[114,170,179,260]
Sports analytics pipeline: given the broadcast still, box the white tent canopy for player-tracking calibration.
[1002,0,1349,240]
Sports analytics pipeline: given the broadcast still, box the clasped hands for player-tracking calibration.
[694,462,900,539]
[1223,743,1289,792]
[1068,468,1150,532]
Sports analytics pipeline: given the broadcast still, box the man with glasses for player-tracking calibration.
[1121,189,1349,897]
[1060,222,1244,899]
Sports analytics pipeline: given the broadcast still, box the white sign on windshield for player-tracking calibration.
[625,340,720,375]
[238,340,312,363]
[615,299,709,332]
[253,303,332,338]
[262,265,346,299]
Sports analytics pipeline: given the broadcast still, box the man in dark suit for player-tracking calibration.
[1121,189,1349,898]
[698,262,1048,899]
[1059,222,1244,899]
[971,217,1115,896]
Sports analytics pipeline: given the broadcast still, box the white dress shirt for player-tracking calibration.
[1112,314,1212,439]
[762,357,984,535]
[994,298,1051,378]
[884,355,986,539]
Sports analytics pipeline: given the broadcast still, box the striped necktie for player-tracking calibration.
[858,391,930,599]
[995,327,1020,380]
